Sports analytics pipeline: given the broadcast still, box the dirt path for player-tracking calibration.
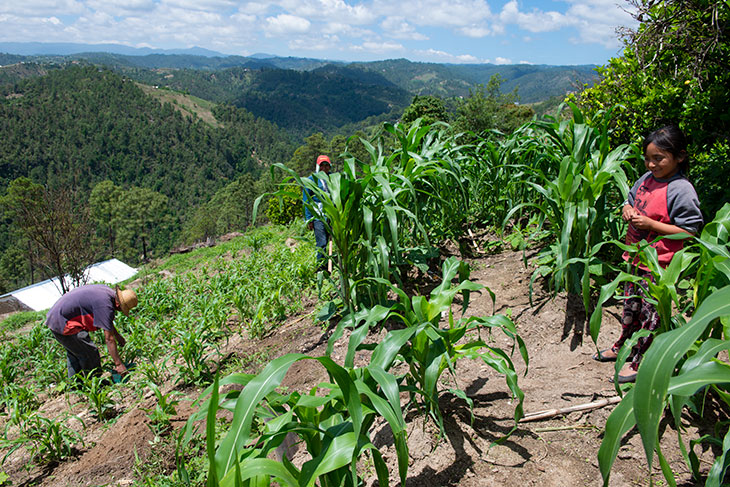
[6,249,718,486]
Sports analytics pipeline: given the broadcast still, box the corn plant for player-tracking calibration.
[590,205,730,485]
[0,349,18,386]
[329,256,528,434]
[171,323,218,386]
[506,103,633,311]
[142,382,180,438]
[77,373,121,420]
[183,356,409,487]
[1,413,84,465]
[255,121,470,316]
[598,285,730,486]
[590,203,730,347]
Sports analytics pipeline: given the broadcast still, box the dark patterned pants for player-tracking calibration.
[611,273,660,372]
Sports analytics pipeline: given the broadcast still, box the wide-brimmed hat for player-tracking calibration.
[115,287,138,316]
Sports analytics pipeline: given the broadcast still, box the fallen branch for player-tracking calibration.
[520,396,622,423]
[533,425,596,433]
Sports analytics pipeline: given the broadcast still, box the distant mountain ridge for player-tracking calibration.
[0,42,598,102]
[0,43,600,138]
[0,41,225,57]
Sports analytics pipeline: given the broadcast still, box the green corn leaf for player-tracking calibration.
[656,443,678,487]
[216,354,306,476]
[370,326,421,371]
[299,430,357,487]
[598,388,637,486]
[589,270,643,345]
[706,422,730,487]
[219,459,298,487]
[206,374,220,487]
[634,285,730,471]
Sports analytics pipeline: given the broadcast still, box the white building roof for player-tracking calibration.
[0,259,138,312]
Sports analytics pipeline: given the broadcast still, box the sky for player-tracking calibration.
[0,0,638,66]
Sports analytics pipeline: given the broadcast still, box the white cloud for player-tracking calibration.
[275,0,377,25]
[85,0,155,17]
[496,0,636,48]
[494,56,511,65]
[417,48,483,64]
[459,25,490,38]
[288,35,340,52]
[565,0,637,48]
[231,12,256,24]
[498,0,572,33]
[373,0,491,28]
[380,16,427,40]
[0,0,85,16]
[264,14,311,36]
[354,40,404,54]
[236,2,271,15]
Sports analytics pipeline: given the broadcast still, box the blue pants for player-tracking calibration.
[52,330,102,378]
[313,220,329,268]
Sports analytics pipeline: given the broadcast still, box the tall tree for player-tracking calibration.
[401,95,449,127]
[1,177,97,292]
[89,180,123,257]
[115,186,172,262]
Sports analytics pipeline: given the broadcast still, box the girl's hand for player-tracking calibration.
[629,214,656,231]
[622,204,638,222]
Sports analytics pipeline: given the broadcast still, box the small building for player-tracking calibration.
[0,259,138,314]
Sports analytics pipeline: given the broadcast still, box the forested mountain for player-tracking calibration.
[1,49,597,106]
[349,59,598,102]
[0,65,296,290]
[99,65,411,138]
[0,66,292,206]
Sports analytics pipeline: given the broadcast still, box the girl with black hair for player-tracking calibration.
[593,125,704,383]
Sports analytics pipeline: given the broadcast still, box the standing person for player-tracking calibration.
[303,155,331,270]
[46,284,138,379]
[593,125,703,383]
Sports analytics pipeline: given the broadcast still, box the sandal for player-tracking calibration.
[592,349,618,362]
[609,371,637,383]
[609,364,638,383]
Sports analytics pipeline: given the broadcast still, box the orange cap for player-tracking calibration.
[316,155,331,166]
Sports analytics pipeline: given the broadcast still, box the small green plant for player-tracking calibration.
[77,374,121,420]
[171,323,218,385]
[1,413,84,465]
[142,382,181,438]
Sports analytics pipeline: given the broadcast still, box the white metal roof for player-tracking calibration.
[0,259,138,312]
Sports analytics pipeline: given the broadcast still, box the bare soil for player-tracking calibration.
[4,249,719,486]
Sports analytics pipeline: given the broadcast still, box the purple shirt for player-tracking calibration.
[46,285,116,335]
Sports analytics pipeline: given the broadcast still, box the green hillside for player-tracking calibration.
[351,59,598,102]
[0,65,296,287]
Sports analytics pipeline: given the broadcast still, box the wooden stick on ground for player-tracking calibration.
[520,396,622,423]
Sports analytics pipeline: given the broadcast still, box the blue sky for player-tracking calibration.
[0,0,637,65]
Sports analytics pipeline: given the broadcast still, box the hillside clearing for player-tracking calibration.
[1,246,717,486]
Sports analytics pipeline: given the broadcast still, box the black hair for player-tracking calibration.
[643,125,689,174]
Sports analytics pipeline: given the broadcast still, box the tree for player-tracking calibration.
[401,95,449,127]
[89,180,123,257]
[181,174,260,243]
[453,74,530,137]
[115,186,172,262]
[1,177,97,292]
[0,246,27,293]
[287,133,331,176]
